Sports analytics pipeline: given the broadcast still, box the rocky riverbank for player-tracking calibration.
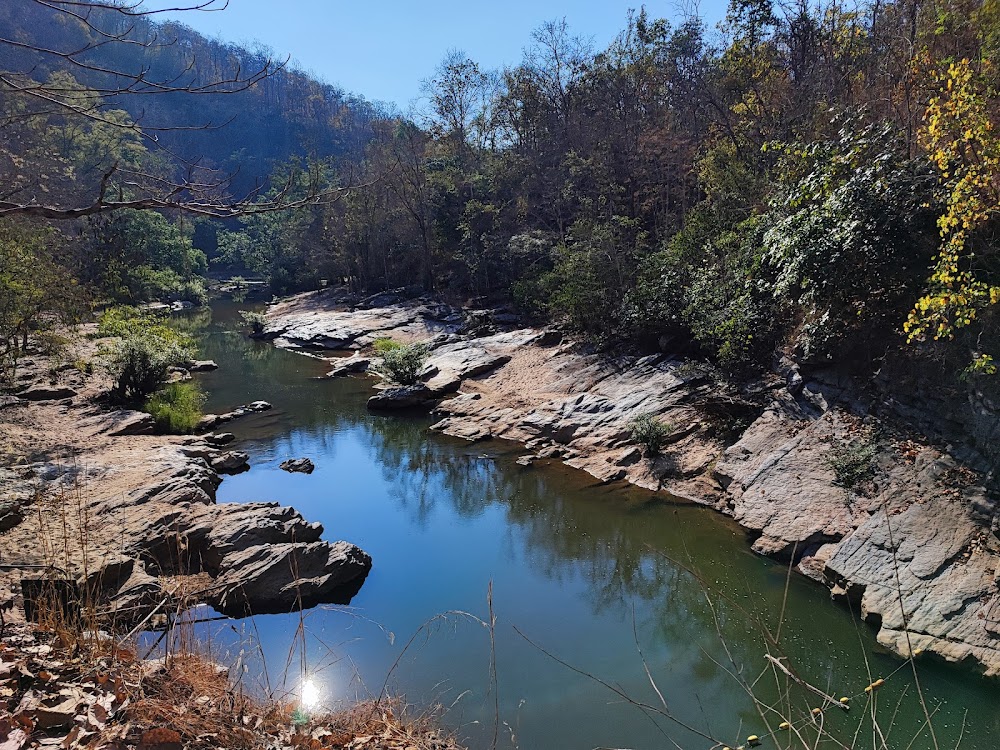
[263,288,1000,676]
[0,334,372,627]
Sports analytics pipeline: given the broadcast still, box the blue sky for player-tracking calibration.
[144,0,729,110]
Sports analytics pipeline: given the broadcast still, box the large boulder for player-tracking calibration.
[209,541,372,617]
[367,384,438,410]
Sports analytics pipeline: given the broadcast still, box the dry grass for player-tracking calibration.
[1,615,463,750]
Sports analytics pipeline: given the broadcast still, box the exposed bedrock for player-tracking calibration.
[2,404,371,625]
[264,290,1000,675]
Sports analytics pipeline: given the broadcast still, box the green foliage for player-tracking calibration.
[83,210,208,305]
[144,382,206,434]
[97,306,155,338]
[0,220,83,383]
[214,160,338,295]
[763,119,938,361]
[827,434,879,490]
[374,340,430,385]
[628,413,674,456]
[239,310,268,335]
[906,57,1000,371]
[516,218,648,336]
[373,337,403,355]
[97,307,194,402]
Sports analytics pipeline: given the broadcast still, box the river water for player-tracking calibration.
[178,302,999,750]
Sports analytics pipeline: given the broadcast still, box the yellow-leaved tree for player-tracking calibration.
[905,50,1000,374]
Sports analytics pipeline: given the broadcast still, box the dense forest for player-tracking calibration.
[1,0,998,386]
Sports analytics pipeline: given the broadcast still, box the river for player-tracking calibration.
[174,302,999,750]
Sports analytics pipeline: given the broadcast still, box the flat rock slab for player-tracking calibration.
[266,293,462,352]
[187,360,219,372]
[18,386,77,401]
[713,408,858,557]
[80,409,155,436]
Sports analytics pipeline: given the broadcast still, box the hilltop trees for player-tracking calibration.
[3,0,998,382]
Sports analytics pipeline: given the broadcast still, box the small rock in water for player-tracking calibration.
[280,457,315,474]
[325,355,370,377]
[205,432,236,446]
[187,359,219,372]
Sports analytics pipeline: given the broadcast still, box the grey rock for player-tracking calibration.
[0,501,24,532]
[422,343,511,393]
[204,432,236,446]
[82,409,155,436]
[187,359,219,372]
[209,541,372,617]
[197,400,273,431]
[18,385,77,401]
[280,457,315,474]
[326,354,371,377]
[210,451,249,474]
[110,561,164,623]
[367,384,438,410]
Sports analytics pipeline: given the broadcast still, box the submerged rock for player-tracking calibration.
[197,400,273,431]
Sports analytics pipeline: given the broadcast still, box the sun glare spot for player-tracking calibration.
[301,677,322,711]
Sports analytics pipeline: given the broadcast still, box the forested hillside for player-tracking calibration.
[2,0,999,390]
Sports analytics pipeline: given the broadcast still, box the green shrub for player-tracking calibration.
[827,435,879,490]
[97,306,158,338]
[628,413,674,456]
[97,307,194,402]
[144,382,206,433]
[374,340,429,385]
[239,310,268,335]
[372,337,403,355]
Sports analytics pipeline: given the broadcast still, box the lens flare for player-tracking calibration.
[301,677,321,711]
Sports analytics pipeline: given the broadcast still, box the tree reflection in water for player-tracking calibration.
[172,301,999,750]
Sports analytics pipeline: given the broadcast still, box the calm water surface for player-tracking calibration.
[176,303,999,750]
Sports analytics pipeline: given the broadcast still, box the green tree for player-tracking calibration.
[0,220,82,382]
